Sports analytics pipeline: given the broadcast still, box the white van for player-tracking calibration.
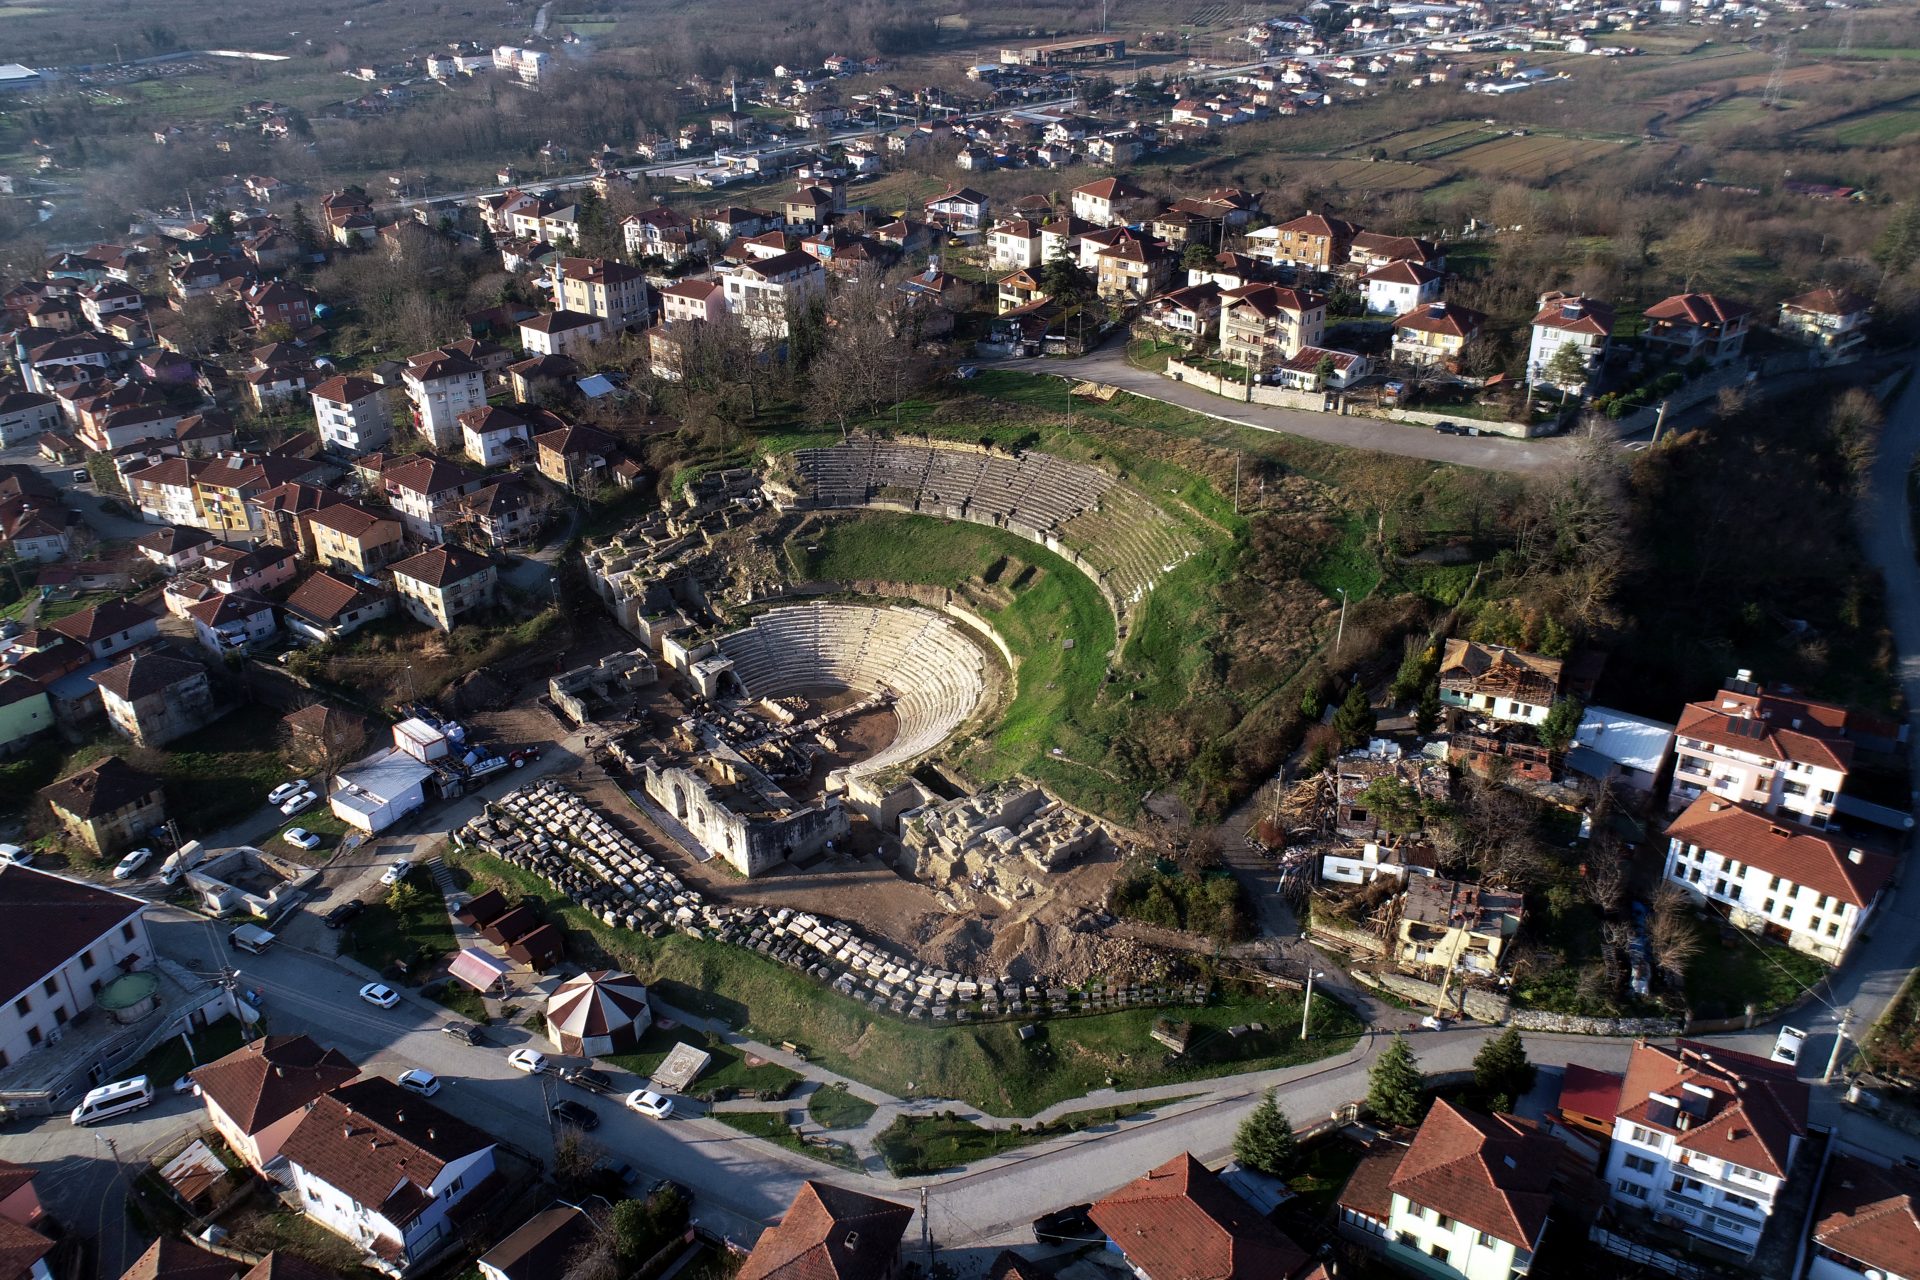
[229,924,276,954]
[70,1076,154,1126]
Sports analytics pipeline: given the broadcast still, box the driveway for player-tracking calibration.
[1043,346,1575,475]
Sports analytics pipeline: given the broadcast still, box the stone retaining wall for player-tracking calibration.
[1165,359,1335,412]
[1353,969,1511,1023]
[1378,407,1540,439]
[1509,1008,1683,1036]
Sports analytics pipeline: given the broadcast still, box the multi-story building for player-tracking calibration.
[284,572,391,644]
[925,185,992,232]
[49,597,160,662]
[0,866,152,1075]
[403,348,487,451]
[189,1034,360,1174]
[1140,282,1223,343]
[381,456,485,544]
[1246,212,1359,272]
[457,405,535,469]
[1094,235,1175,302]
[1602,1041,1808,1259]
[38,755,165,855]
[310,376,391,454]
[988,219,1043,270]
[1219,283,1326,370]
[92,651,215,747]
[1644,293,1750,366]
[1068,176,1153,228]
[1338,1099,1563,1280]
[282,1077,497,1273]
[721,251,828,341]
[1392,301,1486,370]
[518,309,610,359]
[1364,261,1444,315]
[1668,672,1859,824]
[739,1182,915,1280]
[548,257,651,329]
[391,545,498,631]
[1527,292,1614,391]
[658,279,726,326]
[1662,796,1893,963]
[308,502,405,574]
[532,423,620,491]
[1777,288,1871,364]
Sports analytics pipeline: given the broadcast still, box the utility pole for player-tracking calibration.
[1299,969,1320,1040]
[1232,455,1240,514]
[1334,586,1348,657]
[1823,1008,1853,1083]
[920,1186,931,1271]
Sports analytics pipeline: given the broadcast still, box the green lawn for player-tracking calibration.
[137,1015,248,1085]
[874,1096,1190,1176]
[456,846,1364,1116]
[428,982,491,1024]
[605,1024,802,1102]
[340,886,457,979]
[808,1084,879,1130]
[714,1111,863,1170]
[1684,919,1830,1021]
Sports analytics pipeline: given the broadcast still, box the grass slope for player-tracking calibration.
[453,846,1363,1116]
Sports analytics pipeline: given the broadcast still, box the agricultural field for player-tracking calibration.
[1267,156,1448,193]
[1809,103,1920,146]
[1441,132,1632,180]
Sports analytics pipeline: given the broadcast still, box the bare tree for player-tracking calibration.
[1649,883,1702,989]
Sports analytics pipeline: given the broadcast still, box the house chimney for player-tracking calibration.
[1849,849,1864,864]
[844,1232,860,1250]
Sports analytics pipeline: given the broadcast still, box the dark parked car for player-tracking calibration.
[647,1179,691,1206]
[324,899,364,929]
[560,1066,613,1093]
[441,1022,486,1046]
[1032,1203,1095,1245]
[551,1098,599,1131]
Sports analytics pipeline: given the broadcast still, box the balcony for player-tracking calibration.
[1661,1190,1764,1244]
[1673,1157,1776,1206]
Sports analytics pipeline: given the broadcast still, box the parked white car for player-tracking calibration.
[0,844,30,867]
[380,859,413,886]
[624,1089,675,1119]
[396,1069,441,1097]
[507,1048,548,1075]
[1771,1025,1808,1067]
[283,827,321,851]
[267,779,310,807]
[279,790,318,817]
[113,848,155,880]
[359,983,400,1010]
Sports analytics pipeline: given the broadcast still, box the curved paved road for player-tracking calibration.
[1046,345,1576,474]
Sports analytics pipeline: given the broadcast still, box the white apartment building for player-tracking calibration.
[1669,672,1855,824]
[658,279,726,326]
[988,219,1043,270]
[721,250,827,341]
[518,309,609,359]
[1364,261,1444,315]
[1662,795,1892,964]
[1603,1041,1807,1260]
[309,375,390,455]
[0,866,151,1073]
[1777,288,1871,363]
[403,349,487,451]
[282,1077,497,1274]
[1526,291,1614,390]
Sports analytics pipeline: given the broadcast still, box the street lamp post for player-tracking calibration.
[1300,969,1324,1041]
[1333,587,1348,658]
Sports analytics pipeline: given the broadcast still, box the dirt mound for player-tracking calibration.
[910,909,1168,987]
[442,666,514,714]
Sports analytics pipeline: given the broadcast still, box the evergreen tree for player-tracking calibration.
[1332,683,1376,748]
[1544,340,1591,393]
[1233,1089,1298,1176]
[1538,698,1584,753]
[1472,1028,1536,1107]
[1367,1035,1426,1128]
[288,202,319,253]
[1415,682,1443,735]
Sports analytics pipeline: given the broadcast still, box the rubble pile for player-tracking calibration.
[904,783,1112,905]
[461,780,1208,1021]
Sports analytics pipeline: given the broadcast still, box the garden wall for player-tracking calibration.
[1614,362,1751,433]
[1354,969,1510,1023]
[1164,359,1332,411]
[1377,407,1540,439]
[1509,1009,1683,1036]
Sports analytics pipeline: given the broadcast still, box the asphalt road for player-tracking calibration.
[1045,345,1574,474]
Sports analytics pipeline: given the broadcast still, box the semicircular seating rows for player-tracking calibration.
[716,602,989,778]
[787,434,1202,615]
